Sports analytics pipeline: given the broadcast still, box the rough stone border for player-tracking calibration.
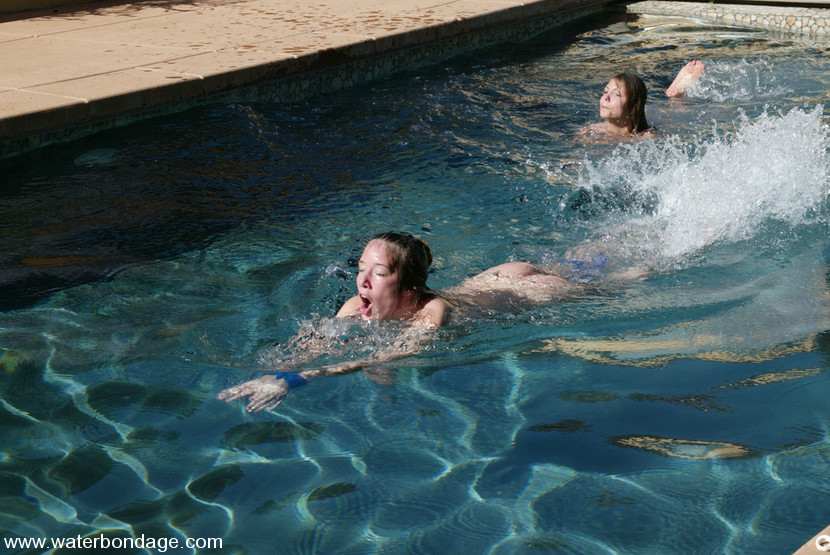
[625,1,830,38]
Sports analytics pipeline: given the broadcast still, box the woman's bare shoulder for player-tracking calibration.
[576,122,604,137]
[416,296,451,328]
[336,295,362,318]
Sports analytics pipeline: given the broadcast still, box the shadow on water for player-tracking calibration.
[0,97,405,310]
[0,9,631,313]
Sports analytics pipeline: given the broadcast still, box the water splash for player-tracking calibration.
[256,316,433,371]
[683,58,789,102]
[576,106,830,265]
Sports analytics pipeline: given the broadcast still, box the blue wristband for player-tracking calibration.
[273,372,308,389]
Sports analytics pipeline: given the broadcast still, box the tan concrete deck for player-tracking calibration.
[793,524,830,555]
[0,0,610,158]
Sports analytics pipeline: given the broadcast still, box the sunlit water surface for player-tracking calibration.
[2,12,830,554]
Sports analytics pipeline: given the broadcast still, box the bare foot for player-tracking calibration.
[666,60,705,98]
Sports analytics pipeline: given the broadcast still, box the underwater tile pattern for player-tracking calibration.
[2,325,828,553]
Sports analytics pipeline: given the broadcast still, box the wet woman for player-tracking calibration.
[577,62,705,141]
[578,71,653,141]
[217,231,580,412]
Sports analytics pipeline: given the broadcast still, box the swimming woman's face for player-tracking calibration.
[599,78,629,124]
[356,240,411,322]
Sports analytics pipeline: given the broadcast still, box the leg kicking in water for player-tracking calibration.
[666,60,705,98]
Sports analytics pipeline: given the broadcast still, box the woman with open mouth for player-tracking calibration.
[218,231,589,412]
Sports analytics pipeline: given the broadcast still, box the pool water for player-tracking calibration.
[2,11,830,554]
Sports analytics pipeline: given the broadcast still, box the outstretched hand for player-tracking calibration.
[217,375,290,412]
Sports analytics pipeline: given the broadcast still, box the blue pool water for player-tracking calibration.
[1,11,830,554]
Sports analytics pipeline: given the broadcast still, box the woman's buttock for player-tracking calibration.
[446,263,579,310]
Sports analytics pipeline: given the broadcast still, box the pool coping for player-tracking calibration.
[626,0,830,37]
[1,0,829,159]
[793,524,830,554]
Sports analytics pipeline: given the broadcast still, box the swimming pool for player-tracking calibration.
[1,10,829,554]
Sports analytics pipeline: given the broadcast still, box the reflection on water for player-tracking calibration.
[614,435,752,459]
[1,11,830,555]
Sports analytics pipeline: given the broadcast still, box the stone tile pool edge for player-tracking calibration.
[626,0,830,37]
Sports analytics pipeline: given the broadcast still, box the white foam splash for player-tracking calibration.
[684,58,789,102]
[577,106,830,264]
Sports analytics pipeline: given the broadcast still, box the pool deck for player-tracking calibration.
[793,524,830,555]
[2,0,829,158]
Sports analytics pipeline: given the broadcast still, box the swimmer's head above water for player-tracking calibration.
[583,62,705,141]
[600,72,649,134]
[579,71,651,141]
[351,232,438,323]
[370,231,432,298]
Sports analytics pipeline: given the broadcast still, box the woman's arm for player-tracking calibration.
[217,331,429,412]
[666,60,705,97]
[216,373,295,412]
[217,297,445,412]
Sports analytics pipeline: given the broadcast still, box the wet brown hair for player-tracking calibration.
[613,72,649,133]
[369,232,433,301]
